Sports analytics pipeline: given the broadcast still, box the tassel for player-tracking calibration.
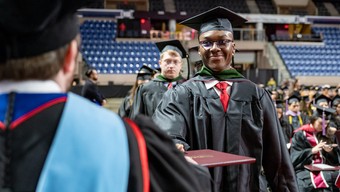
[323,108,325,136]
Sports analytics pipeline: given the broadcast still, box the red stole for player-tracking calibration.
[295,124,329,188]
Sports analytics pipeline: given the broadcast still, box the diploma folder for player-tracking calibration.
[184,149,256,168]
[304,164,340,171]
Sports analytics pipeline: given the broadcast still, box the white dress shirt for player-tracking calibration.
[204,80,233,96]
[164,81,177,88]
[0,80,62,94]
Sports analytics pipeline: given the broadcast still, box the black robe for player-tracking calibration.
[330,115,340,130]
[152,74,299,192]
[280,118,294,144]
[129,76,185,119]
[290,131,340,192]
[118,95,131,117]
[0,93,203,192]
[283,114,309,131]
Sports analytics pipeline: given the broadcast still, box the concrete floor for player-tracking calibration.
[103,98,125,114]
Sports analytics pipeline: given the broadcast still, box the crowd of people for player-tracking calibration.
[1,0,340,191]
[264,80,340,191]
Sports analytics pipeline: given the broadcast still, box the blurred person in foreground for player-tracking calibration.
[0,0,204,191]
[118,65,155,117]
[82,69,106,106]
[129,40,186,119]
[152,6,298,192]
[290,105,340,192]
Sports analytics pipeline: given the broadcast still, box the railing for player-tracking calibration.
[233,28,266,41]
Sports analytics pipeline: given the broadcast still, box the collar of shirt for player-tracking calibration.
[164,81,177,87]
[0,80,62,94]
[204,80,233,96]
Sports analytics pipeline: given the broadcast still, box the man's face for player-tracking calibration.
[91,70,98,81]
[159,52,182,79]
[288,102,300,113]
[198,30,235,72]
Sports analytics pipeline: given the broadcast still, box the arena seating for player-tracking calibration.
[255,0,277,14]
[313,1,331,16]
[276,27,340,77]
[149,0,165,12]
[175,0,250,14]
[80,20,160,74]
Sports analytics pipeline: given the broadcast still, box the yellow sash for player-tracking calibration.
[289,115,303,126]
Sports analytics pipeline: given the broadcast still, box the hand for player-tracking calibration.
[323,144,338,153]
[184,156,198,165]
[101,99,106,106]
[330,127,337,134]
[176,144,185,152]
[311,140,326,154]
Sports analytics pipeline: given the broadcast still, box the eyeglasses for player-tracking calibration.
[199,39,233,50]
[162,59,182,66]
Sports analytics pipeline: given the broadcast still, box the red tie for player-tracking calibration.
[167,82,173,90]
[215,82,229,112]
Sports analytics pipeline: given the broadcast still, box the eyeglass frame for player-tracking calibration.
[161,59,183,66]
[198,39,234,50]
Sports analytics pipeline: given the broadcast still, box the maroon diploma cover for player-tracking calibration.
[304,165,340,171]
[184,149,256,168]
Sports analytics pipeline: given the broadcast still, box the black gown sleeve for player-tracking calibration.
[324,135,340,166]
[290,131,313,170]
[152,85,192,150]
[129,85,145,120]
[118,96,131,117]
[260,91,299,192]
[131,114,202,192]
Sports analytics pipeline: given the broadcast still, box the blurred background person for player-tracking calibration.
[82,69,106,106]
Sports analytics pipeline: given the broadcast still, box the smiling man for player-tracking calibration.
[129,40,187,119]
[152,6,299,192]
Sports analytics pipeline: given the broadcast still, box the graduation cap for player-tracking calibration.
[287,95,301,105]
[0,0,97,62]
[301,95,310,102]
[314,94,332,106]
[154,68,161,74]
[275,100,284,109]
[179,6,247,36]
[137,65,155,81]
[312,105,336,135]
[155,40,188,58]
[332,95,340,107]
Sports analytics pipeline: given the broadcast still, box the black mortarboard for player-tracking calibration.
[0,0,97,63]
[315,94,332,106]
[332,95,340,107]
[189,46,199,51]
[276,100,284,109]
[287,95,301,105]
[137,65,155,81]
[179,6,247,36]
[301,95,310,102]
[313,105,335,120]
[154,68,161,73]
[155,40,188,58]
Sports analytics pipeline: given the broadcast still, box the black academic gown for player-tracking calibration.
[280,118,294,144]
[118,95,131,117]
[129,76,185,119]
[152,74,299,192]
[290,131,340,192]
[0,93,203,192]
[283,114,309,131]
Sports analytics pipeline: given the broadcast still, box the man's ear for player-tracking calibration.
[232,43,236,54]
[63,40,78,74]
